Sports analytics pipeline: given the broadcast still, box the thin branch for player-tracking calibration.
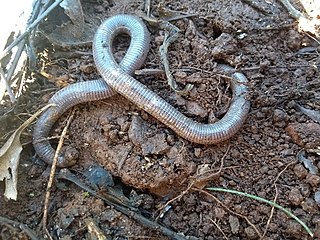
[278,0,305,19]
[42,108,75,238]
[262,161,297,238]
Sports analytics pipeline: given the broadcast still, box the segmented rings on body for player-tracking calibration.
[33,14,250,167]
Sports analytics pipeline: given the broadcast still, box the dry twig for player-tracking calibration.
[261,161,297,238]
[194,188,263,238]
[42,108,75,238]
[209,218,228,240]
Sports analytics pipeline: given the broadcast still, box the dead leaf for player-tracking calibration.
[60,0,84,24]
[0,104,54,200]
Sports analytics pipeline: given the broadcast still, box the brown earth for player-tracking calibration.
[0,0,320,239]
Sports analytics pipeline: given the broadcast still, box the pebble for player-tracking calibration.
[301,198,318,214]
[84,165,114,188]
[293,164,308,179]
[286,123,320,149]
[213,207,226,219]
[299,183,311,197]
[273,109,287,127]
[194,148,202,158]
[286,30,302,50]
[128,115,146,146]
[79,63,95,74]
[186,101,207,118]
[305,174,320,187]
[229,215,240,234]
[244,226,258,239]
[288,188,304,205]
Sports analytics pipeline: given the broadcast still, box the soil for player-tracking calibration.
[0,0,320,239]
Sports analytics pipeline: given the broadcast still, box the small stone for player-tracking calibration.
[285,220,302,238]
[301,198,319,214]
[273,109,287,127]
[286,123,320,149]
[211,33,237,58]
[116,116,129,131]
[305,174,320,187]
[259,166,269,174]
[288,188,304,205]
[167,145,179,159]
[244,226,258,239]
[84,165,114,188]
[300,183,311,197]
[79,63,95,74]
[128,115,146,146]
[109,129,119,142]
[229,215,240,234]
[286,30,302,50]
[174,71,187,83]
[186,101,207,118]
[293,164,308,179]
[100,209,121,222]
[194,148,202,158]
[214,207,226,219]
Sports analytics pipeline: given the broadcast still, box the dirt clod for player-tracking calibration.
[288,188,304,205]
[141,133,170,155]
[228,215,240,234]
[286,123,320,149]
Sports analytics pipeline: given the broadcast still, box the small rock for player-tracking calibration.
[293,164,308,179]
[306,174,320,187]
[286,123,320,149]
[229,215,240,234]
[84,165,114,188]
[211,33,237,58]
[186,101,207,118]
[288,188,304,205]
[273,109,287,127]
[244,226,258,239]
[194,148,202,158]
[116,116,130,131]
[128,115,146,146]
[173,71,187,83]
[285,220,302,238]
[79,63,95,74]
[300,183,311,197]
[286,30,302,50]
[301,198,319,214]
[259,166,269,174]
[141,133,170,155]
[214,207,225,219]
[57,207,78,229]
[297,150,318,175]
[166,145,179,159]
